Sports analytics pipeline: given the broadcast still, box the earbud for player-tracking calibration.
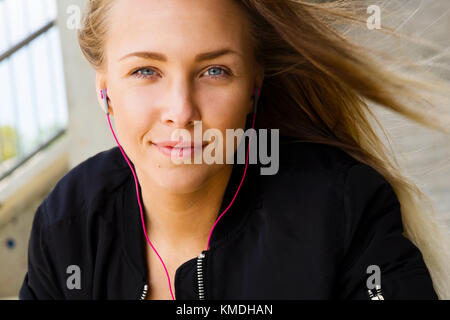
[101,89,109,115]
[252,86,261,114]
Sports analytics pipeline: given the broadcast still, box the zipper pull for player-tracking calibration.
[140,283,149,300]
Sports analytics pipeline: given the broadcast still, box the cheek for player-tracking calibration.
[119,89,157,118]
[200,97,249,160]
[114,93,158,149]
[201,94,250,131]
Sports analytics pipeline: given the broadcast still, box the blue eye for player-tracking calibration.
[205,66,230,79]
[133,68,157,79]
[131,66,231,80]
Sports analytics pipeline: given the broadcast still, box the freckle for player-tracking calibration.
[157,164,161,168]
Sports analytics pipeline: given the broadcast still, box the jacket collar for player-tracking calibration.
[119,157,262,280]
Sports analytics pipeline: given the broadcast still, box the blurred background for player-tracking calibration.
[0,0,449,299]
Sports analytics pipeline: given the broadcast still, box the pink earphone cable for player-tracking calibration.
[104,86,260,300]
[206,91,259,250]
[106,114,176,300]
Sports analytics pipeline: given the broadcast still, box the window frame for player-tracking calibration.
[0,5,67,182]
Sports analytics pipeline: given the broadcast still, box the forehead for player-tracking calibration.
[106,0,253,62]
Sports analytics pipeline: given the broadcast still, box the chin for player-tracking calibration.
[151,164,219,194]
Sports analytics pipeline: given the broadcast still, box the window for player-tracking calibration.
[0,0,68,181]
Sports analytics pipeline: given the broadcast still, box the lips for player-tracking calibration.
[153,140,204,148]
[151,140,208,158]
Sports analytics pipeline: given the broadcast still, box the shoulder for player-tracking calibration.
[278,138,358,173]
[259,137,361,188]
[271,137,390,187]
[40,147,130,226]
[257,137,402,255]
[257,137,396,216]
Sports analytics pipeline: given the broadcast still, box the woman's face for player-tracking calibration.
[97,0,262,193]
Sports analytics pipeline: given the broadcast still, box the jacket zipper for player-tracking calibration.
[139,251,207,300]
[197,252,206,300]
[139,253,385,301]
[139,283,148,300]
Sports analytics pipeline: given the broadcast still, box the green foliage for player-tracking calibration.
[0,125,19,162]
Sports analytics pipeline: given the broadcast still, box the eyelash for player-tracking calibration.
[131,66,231,80]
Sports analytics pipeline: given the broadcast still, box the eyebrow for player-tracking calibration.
[119,48,241,62]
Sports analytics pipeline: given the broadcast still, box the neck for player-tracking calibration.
[136,165,233,251]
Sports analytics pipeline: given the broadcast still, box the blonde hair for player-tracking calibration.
[78,0,450,298]
[77,0,115,70]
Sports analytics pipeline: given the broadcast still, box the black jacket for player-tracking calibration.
[19,139,438,300]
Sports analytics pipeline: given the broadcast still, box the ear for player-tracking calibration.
[95,72,113,116]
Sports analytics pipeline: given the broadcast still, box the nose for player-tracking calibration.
[160,85,199,128]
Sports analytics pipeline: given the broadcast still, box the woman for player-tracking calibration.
[19,0,449,300]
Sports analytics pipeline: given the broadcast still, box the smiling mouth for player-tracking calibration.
[151,141,209,158]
